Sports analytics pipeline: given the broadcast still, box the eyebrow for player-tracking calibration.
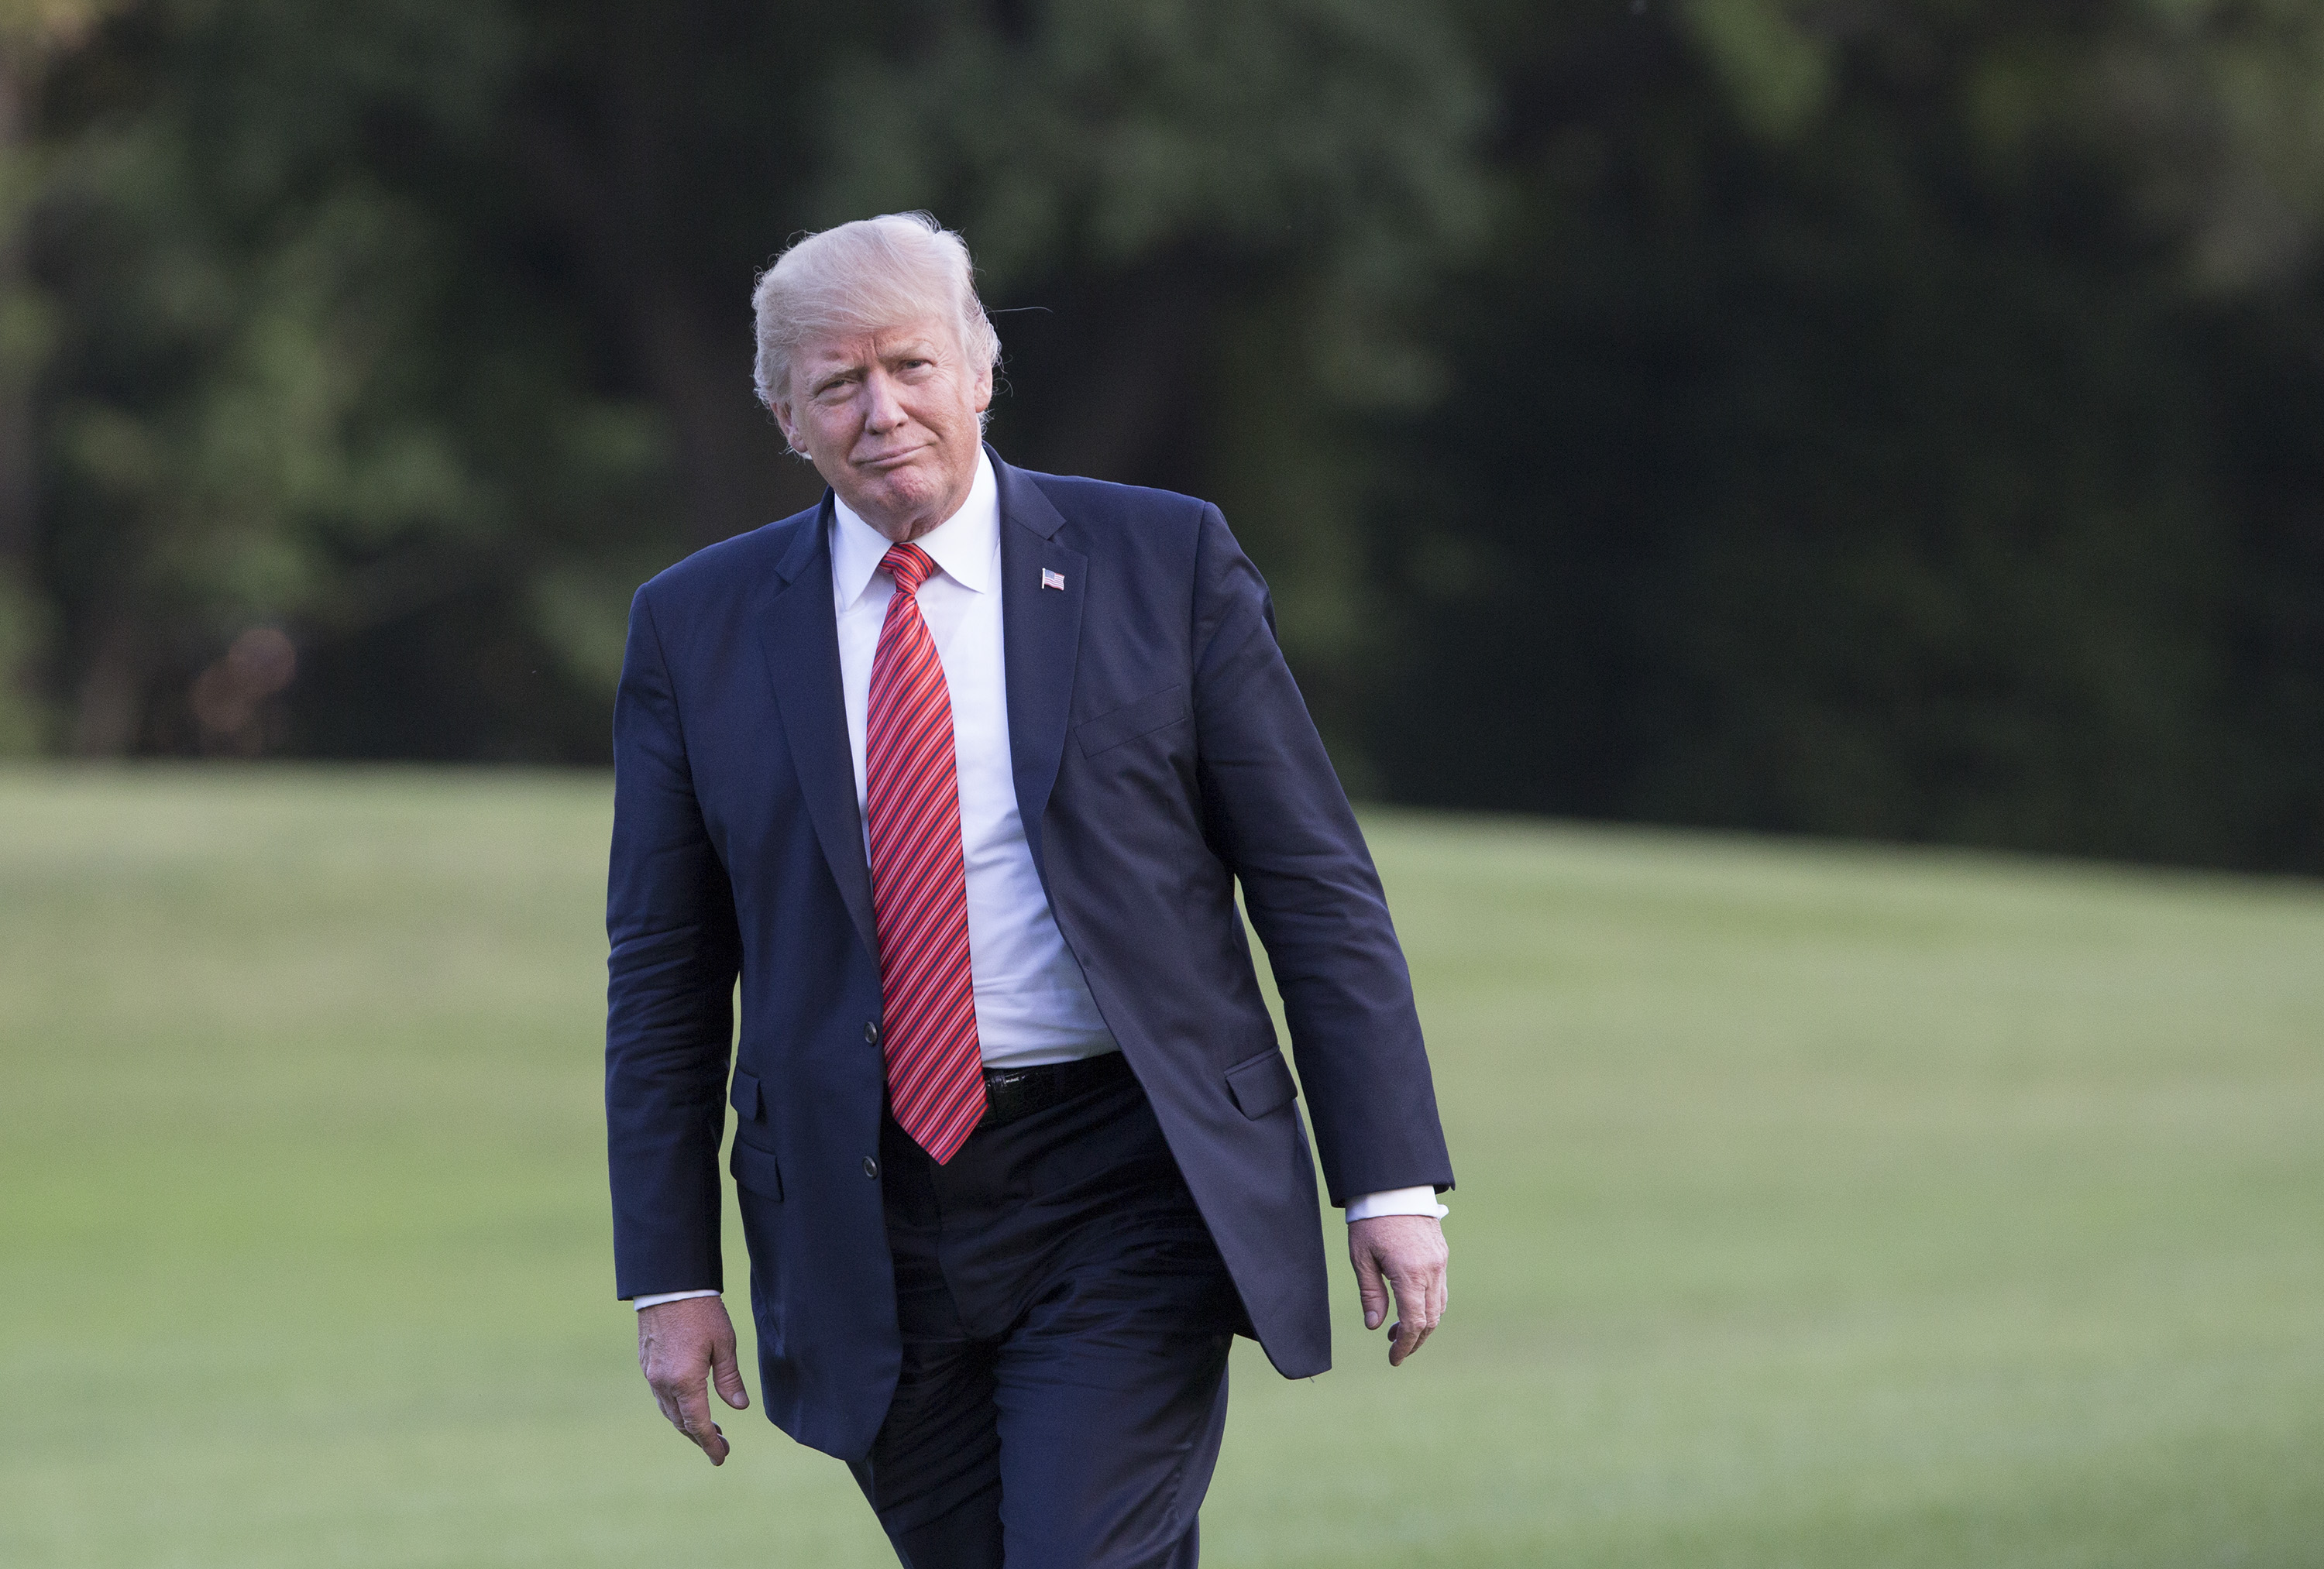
[804,338,941,392]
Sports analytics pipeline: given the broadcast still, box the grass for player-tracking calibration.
[2,765,2320,1567]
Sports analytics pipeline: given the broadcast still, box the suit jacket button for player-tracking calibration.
[864,1021,881,1045]
[862,1156,879,1179]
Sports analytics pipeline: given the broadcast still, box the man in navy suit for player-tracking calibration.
[607,212,1453,1567]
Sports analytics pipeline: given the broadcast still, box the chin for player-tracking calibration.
[871,470,940,511]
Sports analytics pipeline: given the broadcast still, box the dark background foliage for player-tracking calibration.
[3,0,2319,871]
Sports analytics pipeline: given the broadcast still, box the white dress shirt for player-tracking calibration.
[633,454,1442,1310]
[829,452,1117,1071]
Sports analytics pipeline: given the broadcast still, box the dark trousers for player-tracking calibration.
[850,1061,1249,1568]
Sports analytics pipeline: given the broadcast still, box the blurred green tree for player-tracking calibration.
[0,0,129,751]
[10,0,2324,871]
[36,0,673,756]
[25,0,1483,762]
[1363,0,2324,870]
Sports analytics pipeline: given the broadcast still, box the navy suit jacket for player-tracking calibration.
[606,451,1453,1461]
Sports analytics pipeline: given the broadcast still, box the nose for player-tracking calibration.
[861,369,906,432]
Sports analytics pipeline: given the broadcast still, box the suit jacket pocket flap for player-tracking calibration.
[1224,1049,1298,1120]
[729,1068,762,1121]
[729,1135,783,1201]
[1074,685,1189,757]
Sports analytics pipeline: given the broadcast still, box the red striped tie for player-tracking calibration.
[865,543,987,1162]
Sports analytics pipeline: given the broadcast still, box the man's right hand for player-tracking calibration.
[637,1296,751,1464]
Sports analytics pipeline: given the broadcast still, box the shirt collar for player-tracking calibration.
[830,448,998,609]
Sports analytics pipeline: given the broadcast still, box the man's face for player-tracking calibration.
[775,317,993,543]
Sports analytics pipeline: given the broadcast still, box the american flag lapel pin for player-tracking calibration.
[1040,568,1065,592]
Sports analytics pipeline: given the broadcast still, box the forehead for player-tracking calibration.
[792,318,957,373]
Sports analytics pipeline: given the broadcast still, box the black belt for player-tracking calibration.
[977,1051,1132,1129]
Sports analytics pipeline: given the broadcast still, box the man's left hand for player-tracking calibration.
[637,1295,750,1464]
[1348,1214,1449,1366]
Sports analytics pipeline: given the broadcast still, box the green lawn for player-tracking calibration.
[2,767,2319,1567]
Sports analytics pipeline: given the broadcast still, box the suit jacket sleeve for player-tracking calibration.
[1188,504,1454,1207]
[604,586,742,1299]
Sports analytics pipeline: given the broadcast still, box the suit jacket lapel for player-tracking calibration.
[758,496,878,961]
[995,452,1085,888]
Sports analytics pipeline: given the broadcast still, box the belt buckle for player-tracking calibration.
[980,1067,1034,1128]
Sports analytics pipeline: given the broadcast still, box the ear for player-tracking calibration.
[769,397,799,450]
[971,359,993,415]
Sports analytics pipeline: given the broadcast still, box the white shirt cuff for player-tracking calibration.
[631,1288,720,1312]
[1343,1186,1449,1222]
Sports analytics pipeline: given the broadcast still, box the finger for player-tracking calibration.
[1397,1264,1443,1337]
[711,1330,751,1411]
[672,1383,730,1465]
[1389,1307,1428,1364]
[1350,1241,1389,1332]
[1384,1270,1435,1365]
[1389,1286,1422,1363]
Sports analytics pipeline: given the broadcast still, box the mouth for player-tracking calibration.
[855,445,927,473]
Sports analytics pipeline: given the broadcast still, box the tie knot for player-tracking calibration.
[882,543,936,597]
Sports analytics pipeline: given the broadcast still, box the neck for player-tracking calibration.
[865,506,952,545]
